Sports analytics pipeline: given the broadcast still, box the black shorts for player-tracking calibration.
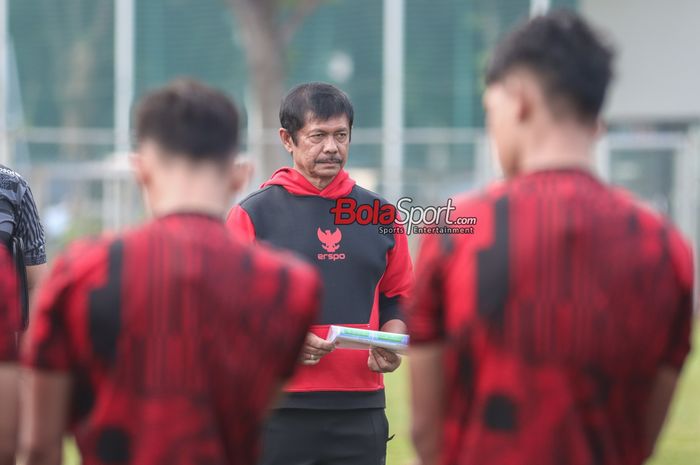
[259,408,390,465]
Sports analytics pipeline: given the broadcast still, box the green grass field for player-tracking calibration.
[64,324,698,465]
[385,324,700,465]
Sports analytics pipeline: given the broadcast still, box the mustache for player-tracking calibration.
[315,157,343,164]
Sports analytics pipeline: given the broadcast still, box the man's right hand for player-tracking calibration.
[300,332,336,365]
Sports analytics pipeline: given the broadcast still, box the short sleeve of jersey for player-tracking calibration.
[22,253,75,371]
[0,246,19,362]
[17,185,47,266]
[660,227,695,370]
[408,232,447,344]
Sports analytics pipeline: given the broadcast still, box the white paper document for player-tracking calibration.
[326,325,410,354]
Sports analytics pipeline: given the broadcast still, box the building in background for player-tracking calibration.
[582,0,700,256]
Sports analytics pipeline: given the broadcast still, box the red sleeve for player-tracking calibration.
[0,247,19,362]
[21,253,75,372]
[226,205,256,243]
[408,232,447,345]
[660,227,695,370]
[377,228,413,326]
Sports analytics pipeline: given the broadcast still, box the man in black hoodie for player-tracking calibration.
[228,82,413,465]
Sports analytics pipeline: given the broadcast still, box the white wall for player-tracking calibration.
[581,0,700,123]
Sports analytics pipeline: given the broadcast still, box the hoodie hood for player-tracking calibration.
[261,167,356,199]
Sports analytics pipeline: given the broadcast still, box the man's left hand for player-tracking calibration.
[368,347,401,373]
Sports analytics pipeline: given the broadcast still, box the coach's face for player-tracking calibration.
[280,114,350,188]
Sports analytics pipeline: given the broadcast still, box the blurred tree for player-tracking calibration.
[227,0,324,179]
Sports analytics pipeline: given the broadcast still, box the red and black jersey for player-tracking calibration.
[228,168,413,410]
[0,245,19,362]
[21,213,320,465]
[409,169,694,465]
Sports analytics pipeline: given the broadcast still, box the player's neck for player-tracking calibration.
[519,126,596,175]
[147,171,230,220]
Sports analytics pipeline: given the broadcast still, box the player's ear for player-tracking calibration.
[279,128,295,155]
[131,140,162,188]
[130,151,149,187]
[229,157,253,195]
[594,118,607,138]
[504,73,531,124]
[513,79,532,124]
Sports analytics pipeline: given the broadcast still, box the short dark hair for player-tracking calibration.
[486,9,614,123]
[135,79,240,162]
[280,82,354,144]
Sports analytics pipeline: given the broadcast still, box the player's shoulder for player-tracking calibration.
[0,165,32,191]
[611,187,693,281]
[611,186,680,234]
[0,165,29,196]
[49,233,122,285]
[611,186,656,213]
[241,239,320,317]
[0,165,21,181]
[449,180,509,213]
[60,233,122,265]
[239,237,318,286]
[238,185,281,212]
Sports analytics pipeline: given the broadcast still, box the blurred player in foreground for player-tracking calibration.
[15,80,321,465]
[409,10,694,465]
[0,248,19,465]
[0,163,48,327]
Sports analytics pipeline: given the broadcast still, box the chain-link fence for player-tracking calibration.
[13,126,699,270]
